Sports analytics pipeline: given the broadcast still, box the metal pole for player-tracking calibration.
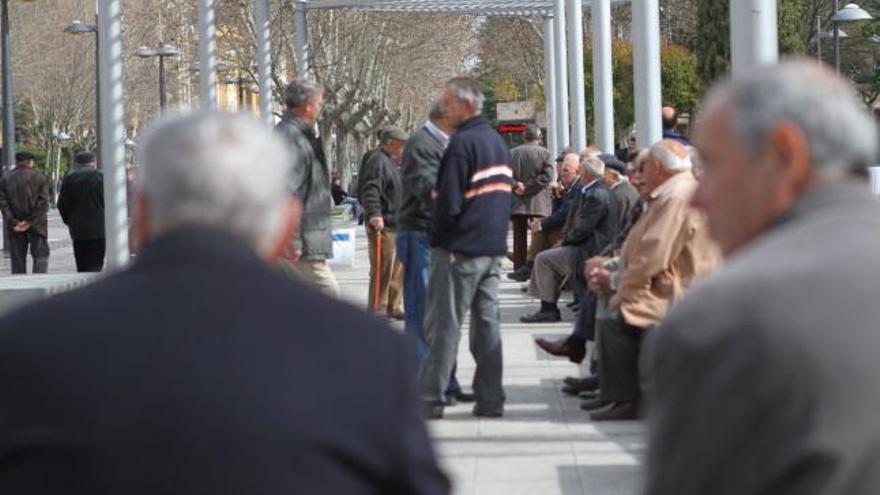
[255,0,273,125]
[730,0,778,76]
[543,15,557,158]
[553,0,569,151]
[294,0,310,79]
[566,0,587,152]
[198,0,218,108]
[94,2,101,168]
[98,0,129,269]
[53,139,62,204]
[833,0,841,73]
[159,55,167,110]
[1,0,14,175]
[632,0,662,147]
[816,16,822,61]
[592,0,614,153]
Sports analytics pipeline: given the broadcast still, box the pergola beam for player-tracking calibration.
[305,0,631,16]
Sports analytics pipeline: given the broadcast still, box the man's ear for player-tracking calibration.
[766,123,814,194]
[132,191,150,252]
[266,197,302,262]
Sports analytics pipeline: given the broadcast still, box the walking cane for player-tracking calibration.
[373,227,383,313]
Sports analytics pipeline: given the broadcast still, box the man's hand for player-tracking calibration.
[514,181,526,196]
[369,216,385,232]
[13,220,29,233]
[550,181,564,198]
[530,218,542,234]
[283,247,302,263]
[585,256,609,273]
[587,267,612,296]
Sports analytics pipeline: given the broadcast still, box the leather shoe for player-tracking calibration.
[534,337,585,364]
[561,375,598,394]
[589,401,639,421]
[577,390,600,400]
[521,309,562,323]
[445,391,476,405]
[507,265,532,282]
[579,398,612,411]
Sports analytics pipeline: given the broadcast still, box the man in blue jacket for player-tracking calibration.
[421,77,513,419]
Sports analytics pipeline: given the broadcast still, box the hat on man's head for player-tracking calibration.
[74,151,96,165]
[600,153,627,175]
[381,126,408,143]
[15,151,35,163]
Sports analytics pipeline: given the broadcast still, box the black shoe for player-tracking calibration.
[507,265,532,282]
[520,309,562,323]
[389,312,405,321]
[447,390,475,403]
[561,375,599,395]
[580,398,612,411]
[589,401,639,421]
[425,402,445,420]
[577,390,600,400]
[566,299,581,309]
[535,337,586,363]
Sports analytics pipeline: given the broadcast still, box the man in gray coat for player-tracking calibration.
[275,80,338,297]
[509,124,554,274]
[643,61,880,494]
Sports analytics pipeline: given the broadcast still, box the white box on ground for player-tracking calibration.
[329,227,356,268]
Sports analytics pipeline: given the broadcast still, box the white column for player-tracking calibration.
[543,15,557,158]
[294,0,310,78]
[255,0,274,125]
[566,0,587,152]
[592,0,614,153]
[553,0,569,151]
[198,0,218,108]
[98,0,129,269]
[730,0,778,76]
[631,0,662,147]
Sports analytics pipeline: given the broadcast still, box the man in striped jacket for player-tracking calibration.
[421,76,513,420]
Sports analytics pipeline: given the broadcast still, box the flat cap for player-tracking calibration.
[15,151,35,163]
[381,126,408,142]
[600,153,627,175]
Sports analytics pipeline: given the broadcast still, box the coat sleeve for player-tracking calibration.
[541,194,571,232]
[617,195,690,306]
[523,151,553,196]
[57,177,70,224]
[360,153,385,221]
[0,177,11,221]
[431,148,467,237]
[401,139,440,209]
[561,192,608,246]
[280,127,307,252]
[30,175,50,223]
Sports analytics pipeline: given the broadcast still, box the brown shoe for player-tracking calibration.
[534,337,585,364]
[589,401,639,421]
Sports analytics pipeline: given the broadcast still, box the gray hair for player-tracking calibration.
[285,79,325,109]
[711,60,878,172]
[649,141,693,171]
[524,123,542,142]
[428,100,443,122]
[136,112,291,252]
[580,155,605,177]
[446,76,485,114]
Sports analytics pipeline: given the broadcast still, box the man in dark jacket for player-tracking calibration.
[600,154,640,229]
[275,80,338,297]
[0,112,449,495]
[422,77,513,419]
[58,151,105,272]
[397,101,470,405]
[361,126,406,318]
[509,124,554,271]
[521,154,619,323]
[0,151,51,274]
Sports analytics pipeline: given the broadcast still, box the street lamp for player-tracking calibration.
[222,73,256,111]
[1,0,36,176]
[135,42,180,111]
[830,2,874,73]
[63,19,100,168]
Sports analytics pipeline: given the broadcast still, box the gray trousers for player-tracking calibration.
[421,248,505,414]
[527,245,575,303]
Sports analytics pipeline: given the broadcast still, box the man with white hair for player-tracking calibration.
[0,113,449,494]
[521,152,619,324]
[582,139,719,421]
[644,61,880,494]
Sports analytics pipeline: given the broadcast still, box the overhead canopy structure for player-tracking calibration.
[304,0,629,16]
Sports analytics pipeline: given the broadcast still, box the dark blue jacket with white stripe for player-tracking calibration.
[430,115,513,258]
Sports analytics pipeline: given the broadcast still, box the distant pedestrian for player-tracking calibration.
[275,80,339,297]
[58,151,105,272]
[421,76,513,419]
[0,151,51,274]
[661,106,689,145]
[509,124,554,272]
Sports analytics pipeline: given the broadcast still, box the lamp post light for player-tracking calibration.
[135,42,180,111]
[64,18,100,168]
[830,2,874,73]
[222,73,256,111]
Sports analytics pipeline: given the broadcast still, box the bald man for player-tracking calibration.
[584,139,719,421]
[661,106,688,145]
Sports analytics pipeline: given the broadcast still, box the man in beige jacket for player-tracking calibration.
[584,139,720,421]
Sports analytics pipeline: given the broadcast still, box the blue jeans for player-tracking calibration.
[396,231,461,395]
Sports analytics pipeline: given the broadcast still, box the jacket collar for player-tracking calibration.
[649,171,694,201]
[457,115,489,132]
[130,227,266,275]
[774,179,878,230]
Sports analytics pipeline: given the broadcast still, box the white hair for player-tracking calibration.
[580,155,605,177]
[136,112,291,252]
[711,60,878,172]
[446,76,485,114]
[649,142,693,171]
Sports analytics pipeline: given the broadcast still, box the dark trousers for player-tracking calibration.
[572,287,599,342]
[511,215,537,270]
[73,239,106,272]
[8,229,49,274]
[597,308,647,403]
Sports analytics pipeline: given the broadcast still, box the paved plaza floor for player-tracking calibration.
[1,213,645,494]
